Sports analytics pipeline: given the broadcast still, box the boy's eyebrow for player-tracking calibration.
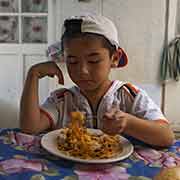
[87,52,100,57]
[67,52,100,58]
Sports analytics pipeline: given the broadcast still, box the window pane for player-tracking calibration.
[22,17,47,43]
[0,0,18,12]
[22,0,47,13]
[0,16,18,43]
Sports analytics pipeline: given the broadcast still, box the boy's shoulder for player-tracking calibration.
[120,82,140,98]
[108,80,141,101]
[113,80,140,96]
[49,85,78,100]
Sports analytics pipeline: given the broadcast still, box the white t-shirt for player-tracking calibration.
[41,80,168,129]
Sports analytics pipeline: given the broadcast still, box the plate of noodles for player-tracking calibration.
[41,112,134,164]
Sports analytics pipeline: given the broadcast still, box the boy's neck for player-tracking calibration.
[81,80,112,112]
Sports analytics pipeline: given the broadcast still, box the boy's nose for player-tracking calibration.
[79,62,89,74]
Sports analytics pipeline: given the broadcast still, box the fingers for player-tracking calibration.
[115,119,126,134]
[102,119,125,135]
[102,110,127,135]
[104,108,117,119]
[54,62,64,85]
[44,62,64,84]
[104,108,123,120]
[56,69,64,84]
[118,119,126,133]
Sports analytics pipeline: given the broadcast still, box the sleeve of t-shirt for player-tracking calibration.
[131,88,168,123]
[40,88,66,128]
[40,98,58,128]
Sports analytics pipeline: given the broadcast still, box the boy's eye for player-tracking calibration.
[88,60,101,64]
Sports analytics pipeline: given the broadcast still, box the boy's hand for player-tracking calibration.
[101,107,130,135]
[29,61,64,84]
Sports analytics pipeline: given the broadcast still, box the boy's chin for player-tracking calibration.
[76,81,95,90]
[78,84,97,92]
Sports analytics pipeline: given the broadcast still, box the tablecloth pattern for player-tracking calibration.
[0,128,179,180]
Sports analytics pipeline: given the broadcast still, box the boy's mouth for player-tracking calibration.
[79,80,92,83]
[78,79,94,85]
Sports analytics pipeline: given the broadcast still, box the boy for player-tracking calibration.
[20,14,174,147]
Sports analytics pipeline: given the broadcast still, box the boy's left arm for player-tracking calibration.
[102,109,175,147]
[123,114,175,147]
[120,84,174,147]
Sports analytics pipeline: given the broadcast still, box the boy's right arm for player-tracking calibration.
[20,62,64,134]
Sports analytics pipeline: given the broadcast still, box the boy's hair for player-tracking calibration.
[61,32,117,58]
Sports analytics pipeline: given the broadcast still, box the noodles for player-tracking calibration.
[56,111,122,159]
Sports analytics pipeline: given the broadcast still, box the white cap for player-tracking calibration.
[48,14,128,67]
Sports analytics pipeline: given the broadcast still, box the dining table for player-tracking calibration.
[0,128,179,180]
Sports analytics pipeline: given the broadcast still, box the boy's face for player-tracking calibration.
[63,36,119,93]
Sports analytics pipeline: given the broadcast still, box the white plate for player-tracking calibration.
[41,129,134,164]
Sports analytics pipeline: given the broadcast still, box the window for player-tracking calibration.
[0,0,48,43]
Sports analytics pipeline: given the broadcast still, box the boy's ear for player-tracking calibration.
[111,48,122,68]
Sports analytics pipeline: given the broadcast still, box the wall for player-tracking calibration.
[176,0,180,35]
[0,55,22,127]
[0,45,48,128]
